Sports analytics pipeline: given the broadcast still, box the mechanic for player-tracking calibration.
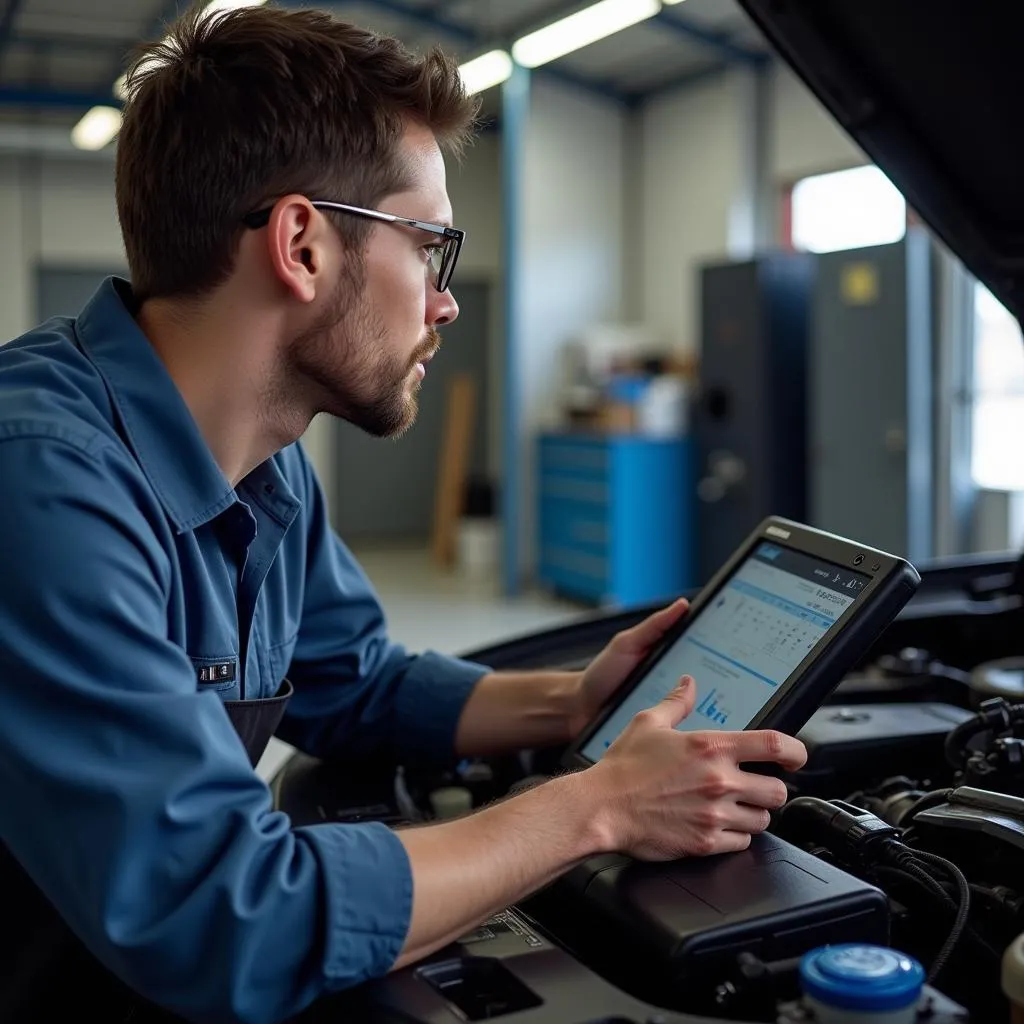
[0,4,807,1023]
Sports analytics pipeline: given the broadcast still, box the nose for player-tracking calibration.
[428,284,459,327]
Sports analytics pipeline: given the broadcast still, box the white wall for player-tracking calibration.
[635,62,869,358]
[770,64,866,183]
[512,77,628,574]
[449,130,501,276]
[639,71,747,353]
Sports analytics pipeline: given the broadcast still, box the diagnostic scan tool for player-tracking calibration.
[567,517,921,767]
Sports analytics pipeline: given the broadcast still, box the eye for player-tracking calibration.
[421,243,444,262]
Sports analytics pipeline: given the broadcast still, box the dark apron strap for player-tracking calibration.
[222,677,294,766]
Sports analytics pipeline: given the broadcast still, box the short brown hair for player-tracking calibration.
[115,2,479,301]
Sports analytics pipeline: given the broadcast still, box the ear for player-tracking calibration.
[262,195,332,304]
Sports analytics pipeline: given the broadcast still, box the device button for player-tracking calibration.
[871,562,881,572]
[853,554,865,566]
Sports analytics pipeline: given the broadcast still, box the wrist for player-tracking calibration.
[561,671,596,741]
[546,670,588,743]
[547,767,619,857]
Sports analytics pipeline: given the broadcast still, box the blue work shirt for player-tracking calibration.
[0,278,489,1023]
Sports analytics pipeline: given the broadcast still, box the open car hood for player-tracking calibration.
[736,0,1024,325]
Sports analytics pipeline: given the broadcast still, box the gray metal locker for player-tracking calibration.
[695,253,815,583]
[809,230,934,562]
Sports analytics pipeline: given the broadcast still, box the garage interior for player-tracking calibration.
[1,0,1023,1021]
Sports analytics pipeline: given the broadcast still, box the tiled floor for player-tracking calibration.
[256,544,588,780]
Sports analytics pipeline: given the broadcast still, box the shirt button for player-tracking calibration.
[264,483,275,495]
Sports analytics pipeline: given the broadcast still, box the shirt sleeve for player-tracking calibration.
[274,444,490,764]
[0,433,413,1024]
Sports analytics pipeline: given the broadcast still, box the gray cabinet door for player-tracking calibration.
[810,233,933,561]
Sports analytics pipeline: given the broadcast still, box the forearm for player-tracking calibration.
[393,769,608,968]
[453,670,582,758]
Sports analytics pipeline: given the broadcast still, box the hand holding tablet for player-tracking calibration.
[562,518,920,861]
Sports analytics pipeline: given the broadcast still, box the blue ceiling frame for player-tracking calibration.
[0,0,770,112]
[0,84,120,108]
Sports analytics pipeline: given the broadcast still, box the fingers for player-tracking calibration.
[642,676,697,729]
[722,803,773,835]
[614,597,689,655]
[716,831,755,855]
[731,729,808,772]
[734,772,790,812]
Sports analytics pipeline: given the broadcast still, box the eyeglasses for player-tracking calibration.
[242,199,465,293]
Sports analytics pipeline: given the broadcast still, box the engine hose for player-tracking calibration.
[943,699,1024,768]
[888,787,951,828]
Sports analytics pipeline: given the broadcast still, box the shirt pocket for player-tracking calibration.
[266,633,298,690]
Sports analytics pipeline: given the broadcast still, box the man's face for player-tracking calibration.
[288,123,460,438]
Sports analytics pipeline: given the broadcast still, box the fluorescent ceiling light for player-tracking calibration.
[661,0,690,4]
[512,0,660,68]
[71,106,123,151]
[459,49,513,95]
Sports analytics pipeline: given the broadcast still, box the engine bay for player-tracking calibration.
[277,553,1024,1022]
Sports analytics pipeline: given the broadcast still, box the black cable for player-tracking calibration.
[901,850,972,982]
[872,865,1002,963]
[874,863,940,896]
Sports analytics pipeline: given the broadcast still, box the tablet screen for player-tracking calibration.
[580,542,872,762]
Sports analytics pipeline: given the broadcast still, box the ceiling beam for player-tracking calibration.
[0,85,124,110]
[354,0,632,103]
[653,10,768,66]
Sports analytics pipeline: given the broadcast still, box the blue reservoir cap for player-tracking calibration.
[800,944,926,1012]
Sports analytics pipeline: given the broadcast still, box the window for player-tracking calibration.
[789,165,906,253]
[971,283,1024,490]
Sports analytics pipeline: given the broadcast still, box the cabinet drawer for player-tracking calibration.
[538,475,608,506]
[538,438,609,483]
[537,497,609,555]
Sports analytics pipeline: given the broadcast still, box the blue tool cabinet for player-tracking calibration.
[536,432,694,606]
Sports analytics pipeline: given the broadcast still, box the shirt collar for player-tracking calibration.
[75,277,238,534]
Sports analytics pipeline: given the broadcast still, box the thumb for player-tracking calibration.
[648,676,696,729]
[614,597,689,655]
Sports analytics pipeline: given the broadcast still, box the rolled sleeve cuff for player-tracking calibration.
[303,820,414,987]
[394,650,490,761]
